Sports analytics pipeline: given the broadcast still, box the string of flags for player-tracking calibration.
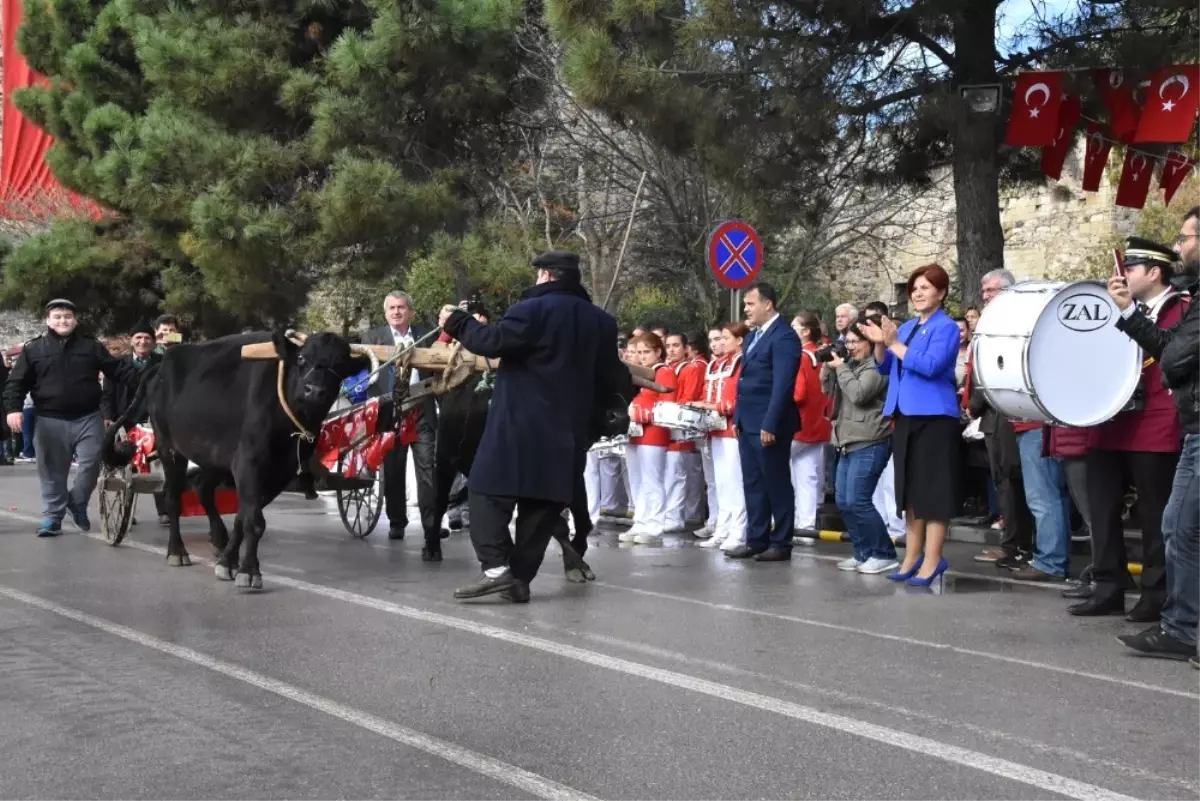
[1004,64,1199,209]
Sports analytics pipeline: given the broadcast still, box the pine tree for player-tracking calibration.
[546,0,1198,302]
[5,0,542,332]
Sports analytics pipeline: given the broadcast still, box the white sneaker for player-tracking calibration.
[857,557,900,574]
[836,557,864,571]
[692,525,715,539]
[698,533,724,548]
[721,537,746,553]
[633,532,663,545]
[618,531,639,542]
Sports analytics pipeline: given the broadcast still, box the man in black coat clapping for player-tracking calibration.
[439,251,622,603]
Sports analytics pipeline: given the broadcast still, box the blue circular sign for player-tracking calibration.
[707,220,763,289]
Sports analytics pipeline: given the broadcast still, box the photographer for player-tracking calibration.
[821,322,897,574]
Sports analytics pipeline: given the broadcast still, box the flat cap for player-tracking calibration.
[1124,236,1179,272]
[532,250,581,274]
[45,298,76,313]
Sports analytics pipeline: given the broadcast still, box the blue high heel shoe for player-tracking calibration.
[906,557,949,587]
[886,556,923,582]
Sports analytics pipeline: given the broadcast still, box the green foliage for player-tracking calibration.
[8,0,544,331]
[616,283,700,334]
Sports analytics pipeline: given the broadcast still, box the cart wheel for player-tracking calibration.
[99,429,136,546]
[336,457,384,539]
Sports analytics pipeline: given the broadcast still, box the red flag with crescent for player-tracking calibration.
[1160,151,1198,206]
[1005,72,1064,147]
[1092,70,1140,143]
[1133,64,1200,143]
[1040,95,1081,179]
[1115,149,1155,209]
[1081,123,1114,192]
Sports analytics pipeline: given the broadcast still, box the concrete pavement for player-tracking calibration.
[0,465,1195,799]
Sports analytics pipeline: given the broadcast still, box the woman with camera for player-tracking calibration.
[822,324,898,573]
[791,312,831,536]
[861,263,961,585]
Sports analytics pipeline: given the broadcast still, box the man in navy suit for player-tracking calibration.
[729,282,803,561]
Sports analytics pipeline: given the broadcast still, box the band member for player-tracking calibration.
[791,312,831,536]
[695,322,748,551]
[664,333,703,532]
[693,327,725,539]
[623,333,677,545]
[1070,237,1185,620]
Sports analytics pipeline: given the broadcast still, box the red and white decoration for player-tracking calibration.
[1006,64,1199,210]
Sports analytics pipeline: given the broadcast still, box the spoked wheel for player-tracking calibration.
[99,428,136,546]
[336,457,383,539]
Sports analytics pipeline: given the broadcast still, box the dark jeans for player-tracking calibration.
[468,491,563,582]
[835,440,896,562]
[1162,434,1199,648]
[382,411,438,540]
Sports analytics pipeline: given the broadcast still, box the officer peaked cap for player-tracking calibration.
[1124,236,1179,275]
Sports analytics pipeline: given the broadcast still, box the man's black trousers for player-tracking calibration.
[468,492,564,582]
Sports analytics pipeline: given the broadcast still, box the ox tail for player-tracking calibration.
[101,363,161,469]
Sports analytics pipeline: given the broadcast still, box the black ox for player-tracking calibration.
[428,367,635,582]
[103,330,362,589]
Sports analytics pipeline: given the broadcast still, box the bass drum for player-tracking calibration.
[971,279,1142,427]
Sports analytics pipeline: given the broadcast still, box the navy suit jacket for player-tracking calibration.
[734,317,802,437]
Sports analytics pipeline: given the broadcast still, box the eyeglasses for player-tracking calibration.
[1175,233,1198,244]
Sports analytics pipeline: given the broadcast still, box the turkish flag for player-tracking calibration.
[1093,70,1140,143]
[1081,123,1114,192]
[1133,64,1200,143]
[1040,95,1081,179]
[1160,151,1198,206]
[1115,149,1155,208]
[1005,71,1065,147]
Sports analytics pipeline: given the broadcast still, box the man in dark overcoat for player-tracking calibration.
[438,251,622,602]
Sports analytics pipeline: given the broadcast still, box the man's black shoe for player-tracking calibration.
[421,546,442,563]
[1117,625,1194,660]
[1068,594,1125,617]
[388,527,405,541]
[754,547,792,562]
[1061,583,1094,599]
[501,580,531,604]
[454,572,515,599]
[725,545,766,559]
[995,552,1030,571]
[1126,592,1165,623]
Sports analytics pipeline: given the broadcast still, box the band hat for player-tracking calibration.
[532,250,581,274]
[45,298,76,313]
[1123,236,1179,271]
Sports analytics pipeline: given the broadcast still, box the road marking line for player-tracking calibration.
[0,584,594,801]
[0,508,1192,702]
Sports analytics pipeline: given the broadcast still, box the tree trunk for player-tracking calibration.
[951,2,1006,306]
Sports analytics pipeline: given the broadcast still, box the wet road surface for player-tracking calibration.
[0,465,1196,800]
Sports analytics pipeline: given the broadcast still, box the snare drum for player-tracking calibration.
[653,402,708,431]
[971,280,1142,427]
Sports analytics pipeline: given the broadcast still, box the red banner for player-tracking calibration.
[1160,151,1198,206]
[1005,71,1065,147]
[1081,123,1114,192]
[1115,149,1155,209]
[1040,95,1081,180]
[0,0,101,220]
[1133,64,1200,144]
[1093,70,1140,143]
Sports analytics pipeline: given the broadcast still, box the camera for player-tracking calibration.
[815,341,849,363]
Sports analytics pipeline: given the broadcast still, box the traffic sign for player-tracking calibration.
[707,220,763,289]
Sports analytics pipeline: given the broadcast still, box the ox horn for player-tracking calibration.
[348,342,381,377]
[284,329,308,347]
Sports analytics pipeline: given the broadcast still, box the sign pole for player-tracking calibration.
[730,288,742,322]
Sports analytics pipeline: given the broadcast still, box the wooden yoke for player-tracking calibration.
[240,341,667,392]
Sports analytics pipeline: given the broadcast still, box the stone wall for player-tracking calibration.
[833,141,1141,308]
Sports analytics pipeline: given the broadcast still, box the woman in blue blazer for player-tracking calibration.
[860,264,961,586]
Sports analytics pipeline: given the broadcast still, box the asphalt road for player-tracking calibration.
[0,464,1195,800]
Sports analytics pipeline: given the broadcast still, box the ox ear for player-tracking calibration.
[272,328,299,362]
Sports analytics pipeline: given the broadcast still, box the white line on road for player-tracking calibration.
[0,583,595,801]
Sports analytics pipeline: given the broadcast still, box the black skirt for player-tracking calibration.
[892,413,961,522]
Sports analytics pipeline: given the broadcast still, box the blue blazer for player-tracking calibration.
[734,317,802,436]
[877,308,960,418]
